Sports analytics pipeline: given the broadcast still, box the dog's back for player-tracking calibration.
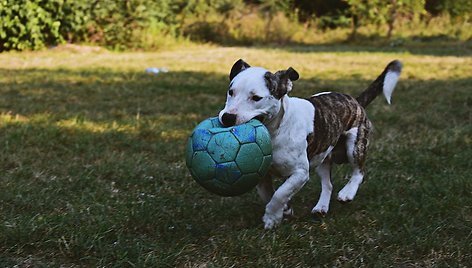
[306,92,369,163]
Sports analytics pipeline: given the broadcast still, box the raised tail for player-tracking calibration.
[356,60,402,107]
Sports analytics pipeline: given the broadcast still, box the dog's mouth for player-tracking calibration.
[254,114,265,122]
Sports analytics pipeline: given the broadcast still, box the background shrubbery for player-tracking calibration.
[0,0,471,51]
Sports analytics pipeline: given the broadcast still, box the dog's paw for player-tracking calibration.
[311,203,329,216]
[337,186,356,203]
[283,204,294,218]
[263,210,283,230]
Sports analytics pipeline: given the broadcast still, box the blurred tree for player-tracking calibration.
[344,0,426,40]
[385,0,426,39]
[425,0,472,18]
[0,0,63,51]
[344,0,381,40]
[259,0,291,40]
[294,0,349,25]
[216,0,244,19]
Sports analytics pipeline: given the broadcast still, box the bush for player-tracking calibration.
[0,0,182,51]
[0,1,63,51]
[0,0,471,51]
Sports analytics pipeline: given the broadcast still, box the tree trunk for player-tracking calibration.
[387,0,397,39]
[265,13,273,42]
[349,15,359,41]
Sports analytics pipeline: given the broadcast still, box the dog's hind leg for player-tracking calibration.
[337,122,371,203]
[256,174,274,204]
[337,167,363,203]
[312,160,333,215]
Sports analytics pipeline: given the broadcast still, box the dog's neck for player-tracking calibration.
[264,96,287,133]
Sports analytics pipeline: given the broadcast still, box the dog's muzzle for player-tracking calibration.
[221,113,237,127]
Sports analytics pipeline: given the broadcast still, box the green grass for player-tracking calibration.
[0,44,471,267]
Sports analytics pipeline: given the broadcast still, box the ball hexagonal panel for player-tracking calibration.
[210,117,223,127]
[235,143,263,174]
[191,129,212,151]
[200,179,232,196]
[194,117,218,130]
[191,151,216,181]
[255,125,272,155]
[207,132,240,163]
[215,161,242,185]
[258,155,272,176]
[231,173,260,195]
[246,119,262,127]
[232,124,256,144]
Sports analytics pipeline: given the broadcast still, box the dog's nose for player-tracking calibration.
[221,113,237,127]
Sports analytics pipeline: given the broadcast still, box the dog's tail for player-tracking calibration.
[356,60,402,108]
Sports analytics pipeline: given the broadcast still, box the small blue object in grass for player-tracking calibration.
[186,117,272,196]
[145,67,169,74]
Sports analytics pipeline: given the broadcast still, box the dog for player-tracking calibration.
[218,59,402,229]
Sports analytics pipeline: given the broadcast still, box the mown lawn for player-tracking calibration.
[0,44,471,267]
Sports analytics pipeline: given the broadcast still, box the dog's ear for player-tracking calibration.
[265,67,299,99]
[286,67,299,81]
[230,59,251,81]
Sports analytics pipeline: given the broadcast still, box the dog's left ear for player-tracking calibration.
[284,67,299,81]
[266,67,299,99]
[230,59,251,81]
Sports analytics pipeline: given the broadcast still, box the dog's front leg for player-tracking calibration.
[263,168,309,229]
[257,173,294,218]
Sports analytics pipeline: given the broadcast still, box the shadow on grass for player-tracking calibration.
[0,68,230,120]
[0,67,471,265]
[262,32,471,57]
[1,67,471,119]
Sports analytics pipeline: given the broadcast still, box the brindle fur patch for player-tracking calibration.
[264,72,280,98]
[264,68,299,99]
[306,93,372,170]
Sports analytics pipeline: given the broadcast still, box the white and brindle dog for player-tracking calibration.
[219,59,402,229]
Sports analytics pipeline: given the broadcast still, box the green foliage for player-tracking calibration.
[0,0,63,51]
[0,0,471,51]
[427,0,472,18]
[0,0,184,51]
[56,0,186,49]
[343,0,427,39]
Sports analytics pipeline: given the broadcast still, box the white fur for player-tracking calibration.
[383,71,400,105]
[312,162,332,215]
[337,168,363,202]
[312,91,332,97]
[345,127,358,163]
[268,97,314,177]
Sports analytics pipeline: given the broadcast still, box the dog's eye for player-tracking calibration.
[252,95,263,102]
[228,89,234,96]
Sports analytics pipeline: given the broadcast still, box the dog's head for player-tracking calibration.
[219,59,299,126]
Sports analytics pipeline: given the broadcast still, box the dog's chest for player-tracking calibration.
[269,133,304,177]
[267,97,315,177]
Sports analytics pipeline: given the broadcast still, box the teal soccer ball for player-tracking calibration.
[186,117,272,196]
